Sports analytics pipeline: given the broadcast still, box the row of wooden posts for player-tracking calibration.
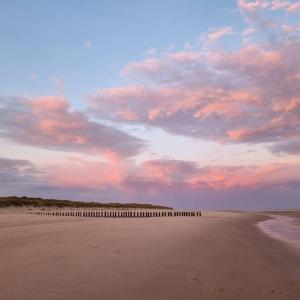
[31,210,201,218]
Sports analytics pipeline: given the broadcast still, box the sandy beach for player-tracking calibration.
[0,210,299,300]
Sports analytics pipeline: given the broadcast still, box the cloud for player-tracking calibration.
[1,156,299,209]
[46,155,128,188]
[237,0,300,33]
[0,157,37,176]
[125,159,300,190]
[48,158,300,200]
[87,2,300,154]
[89,42,300,145]
[237,0,300,12]
[121,58,175,82]
[84,41,92,49]
[237,0,269,11]
[281,23,300,33]
[116,159,300,209]
[145,48,157,55]
[269,139,300,155]
[204,27,236,43]
[0,157,42,194]
[168,51,201,63]
[0,96,145,157]
[286,1,300,12]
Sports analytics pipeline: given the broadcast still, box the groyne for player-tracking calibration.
[29,210,201,218]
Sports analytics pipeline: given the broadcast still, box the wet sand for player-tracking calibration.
[0,210,300,299]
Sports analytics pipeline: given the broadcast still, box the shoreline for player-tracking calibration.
[256,213,300,253]
[0,210,299,299]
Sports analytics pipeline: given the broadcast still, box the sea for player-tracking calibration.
[257,213,300,251]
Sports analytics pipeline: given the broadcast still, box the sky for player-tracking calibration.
[1,0,300,209]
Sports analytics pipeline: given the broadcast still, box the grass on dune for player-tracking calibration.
[0,196,172,210]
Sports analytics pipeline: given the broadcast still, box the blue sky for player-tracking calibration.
[0,0,242,104]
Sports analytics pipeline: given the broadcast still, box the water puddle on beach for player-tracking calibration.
[257,214,300,251]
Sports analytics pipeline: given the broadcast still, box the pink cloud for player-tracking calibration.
[43,157,300,192]
[271,0,291,10]
[168,51,200,63]
[236,0,300,36]
[205,27,235,43]
[194,102,243,118]
[287,1,300,12]
[1,156,300,208]
[117,110,139,121]
[88,18,300,151]
[121,58,173,81]
[47,155,127,188]
[0,96,145,157]
[237,0,270,11]
[281,23,300,33]
[237,0,299,12]
[133,160,300,190]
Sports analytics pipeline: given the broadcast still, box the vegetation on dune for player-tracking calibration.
[0,196,172,210]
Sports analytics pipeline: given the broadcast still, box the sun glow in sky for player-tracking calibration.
[1,0,300,209]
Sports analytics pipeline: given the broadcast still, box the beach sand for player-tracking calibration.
[0,210,299,299]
